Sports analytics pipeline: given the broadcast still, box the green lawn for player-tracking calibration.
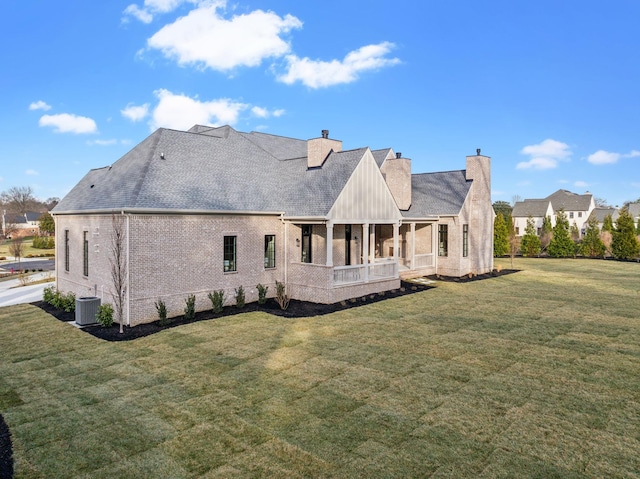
[1,258,639,478]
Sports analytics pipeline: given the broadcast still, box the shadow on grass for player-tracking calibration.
[0,415,13,479]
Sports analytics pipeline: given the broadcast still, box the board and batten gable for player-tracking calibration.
[327,149,402,224]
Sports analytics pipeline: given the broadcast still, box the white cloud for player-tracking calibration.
[517,139,571,170]
[251,106,285,119]
[121,103,150,121]
[147,3,302,71]
[574,180,589,188]
[123,0,196,23]
[278,42,401,88]
[39,113,98,134]
[87,139,119,146]
[29,100,51,111]
[587,149,640,165]
[25,169,39,176]
[150,89,248,130]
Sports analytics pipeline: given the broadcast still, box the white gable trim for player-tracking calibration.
[327,149,402,224]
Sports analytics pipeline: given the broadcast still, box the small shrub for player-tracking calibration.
[184,294,196,320]
[0,256,6,260]
[256,283,268,304]
[275,281,290,310]
[48,290,76,312]
[235,286,245,309]
[43,285,56,304]
[32,235,55,249]
[208,290,225,313]
[155,299,170,326]
[96,303,114,327]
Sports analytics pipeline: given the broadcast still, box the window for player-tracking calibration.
[224,236,237,272]
[515,227,520,235]
[83,231,89,276]
[264,235,275,269]
[578,212,582,218]
[569,212,574,219]
[438,224,448,257]
[345,224,352,265]
[462,224,469,257]
[64,230,70,272]
[301,225,312,263]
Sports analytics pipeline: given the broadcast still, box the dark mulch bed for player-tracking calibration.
[32,280,436,342]
[0,415,12,479]
[31,270,519,343]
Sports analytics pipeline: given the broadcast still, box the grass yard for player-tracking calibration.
[0,239,55,260]
[1,257,639,478]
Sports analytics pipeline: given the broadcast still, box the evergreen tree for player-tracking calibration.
[520,216,541,257]
[38,211,55,236]
[611,208,640,260]
[540,215,553,254]
[581,216,605,258]
[570,223,580,241]
[493,212,509,257]
[548,209,574,257]
[602,214,614,232]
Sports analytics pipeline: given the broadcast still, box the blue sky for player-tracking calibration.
[2,0,639,207]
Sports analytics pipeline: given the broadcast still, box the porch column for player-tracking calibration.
[326,222,333,267]
[410,222,416,270]
[363,223,369,283]
[370,224,376,262]
[393,223,399,277]
[432,222,438,270]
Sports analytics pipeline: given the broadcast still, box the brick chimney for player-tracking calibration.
[381,152,412,210]
[307,130,342,168]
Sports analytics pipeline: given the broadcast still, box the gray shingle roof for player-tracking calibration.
[54,126,364,217]
[627,202,640,220]
[588,207,619,223]
[546,189,592,211]
[403,170,471,218]
[512,199,551,217]
[54,125,474,220]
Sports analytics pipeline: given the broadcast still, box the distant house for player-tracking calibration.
[511,189,595,237]
[512,200,554,236]
[1,211,41,238]
[628,202,640,229]
[587,207,619,231]
[52,126,494,327]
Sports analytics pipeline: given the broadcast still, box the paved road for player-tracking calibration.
[0,259,55,271]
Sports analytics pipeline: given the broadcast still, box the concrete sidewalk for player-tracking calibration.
[0,272,54,307]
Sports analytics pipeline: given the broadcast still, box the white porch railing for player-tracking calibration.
[370,258,398,280]
[333,258,398,286]
[414,253,434,269]
[333,265,365,285]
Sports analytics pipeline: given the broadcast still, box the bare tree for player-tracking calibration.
[511,194,523,206]
[9,237,24,271]
[1,186,38,216]
[109,215,128,333]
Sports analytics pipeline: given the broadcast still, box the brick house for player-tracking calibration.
[52,126,494,326]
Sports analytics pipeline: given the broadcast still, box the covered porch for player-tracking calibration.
[285,220,437,303]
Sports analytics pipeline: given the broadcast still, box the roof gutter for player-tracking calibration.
[52,208,286,216]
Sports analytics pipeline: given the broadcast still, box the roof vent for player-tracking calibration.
[321,129,329,139]
[160,152,165,160]
[396,152,402,159]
